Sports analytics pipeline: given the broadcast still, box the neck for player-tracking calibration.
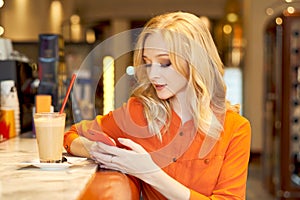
[170,90,192,124]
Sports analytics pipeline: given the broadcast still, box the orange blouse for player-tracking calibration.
[64,97,251,200]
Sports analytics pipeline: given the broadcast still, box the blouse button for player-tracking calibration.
[179,131,184,136]
[204,159,210,164]
[172,157,177,162]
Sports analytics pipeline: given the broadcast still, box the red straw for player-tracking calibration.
[59,73,76,114]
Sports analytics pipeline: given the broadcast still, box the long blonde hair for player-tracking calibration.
[132,11,230,141]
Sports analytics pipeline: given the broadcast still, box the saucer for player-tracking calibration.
[19,156,87,170]
[20,159,71,170]
[32,161,71,170]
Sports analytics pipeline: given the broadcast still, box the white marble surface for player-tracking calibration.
[0,133,98,200]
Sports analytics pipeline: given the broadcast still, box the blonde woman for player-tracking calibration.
[64,11,251,200]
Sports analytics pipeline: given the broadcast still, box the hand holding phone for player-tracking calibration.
[87,129,116,146]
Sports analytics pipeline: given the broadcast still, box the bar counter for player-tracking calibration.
[0,133,98,200]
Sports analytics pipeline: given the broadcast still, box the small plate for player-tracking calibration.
[32,161,71,170]
[20,159,71,170]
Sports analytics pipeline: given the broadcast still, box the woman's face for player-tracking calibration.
[142,33,188,100]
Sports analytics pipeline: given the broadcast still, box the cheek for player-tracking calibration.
[163,69,188,88]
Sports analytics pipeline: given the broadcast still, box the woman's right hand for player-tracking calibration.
[70,136,96,158]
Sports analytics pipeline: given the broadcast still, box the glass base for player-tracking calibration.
[39,159,62,163]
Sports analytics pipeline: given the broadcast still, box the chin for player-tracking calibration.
[157,92,174,100]
[158,97,169,100]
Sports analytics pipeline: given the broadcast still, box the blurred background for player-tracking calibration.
[1,0,300,199]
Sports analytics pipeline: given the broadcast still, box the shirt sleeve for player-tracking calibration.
[64,112,125,154]
[63,97,145,155]
[64,124,80,154]
[189,115,252,200]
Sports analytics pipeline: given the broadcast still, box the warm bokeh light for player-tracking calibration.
[86,29,95,43]
[275,17,283,25]
[0,0,4,8]
[266,8,274,16]
[223,24,232,34]
[0,26,4,36]
[103,56,115,115]
[226,13,238,23]
[70,14,82,42]
[50,0,62,33]
[287,6,295,14]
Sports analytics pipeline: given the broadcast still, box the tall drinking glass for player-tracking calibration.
[34,112,66,163]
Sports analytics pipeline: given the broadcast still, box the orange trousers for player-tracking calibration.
[78,169,141,200]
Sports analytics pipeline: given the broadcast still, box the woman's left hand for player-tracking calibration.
[90,138,160,178]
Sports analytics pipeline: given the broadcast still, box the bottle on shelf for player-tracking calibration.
[0,80,21,136]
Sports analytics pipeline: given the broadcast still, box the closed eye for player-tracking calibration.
[143,61,172,68]
[160,61,172,68]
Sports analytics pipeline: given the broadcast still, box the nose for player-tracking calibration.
[147,63,161,79]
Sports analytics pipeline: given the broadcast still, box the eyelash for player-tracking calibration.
[144,61,172,68]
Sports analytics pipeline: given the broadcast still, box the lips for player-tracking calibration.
[154,84,166,90]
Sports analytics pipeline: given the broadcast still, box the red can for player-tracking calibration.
[0,108,15,142]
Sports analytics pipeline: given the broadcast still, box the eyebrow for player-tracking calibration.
[142,53,169,59]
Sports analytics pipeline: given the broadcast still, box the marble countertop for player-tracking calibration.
[0,133,98,200]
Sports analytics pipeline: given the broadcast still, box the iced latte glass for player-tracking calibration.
[34,112,66,163]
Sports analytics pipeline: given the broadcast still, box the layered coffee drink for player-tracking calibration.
[34,112,66,163]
